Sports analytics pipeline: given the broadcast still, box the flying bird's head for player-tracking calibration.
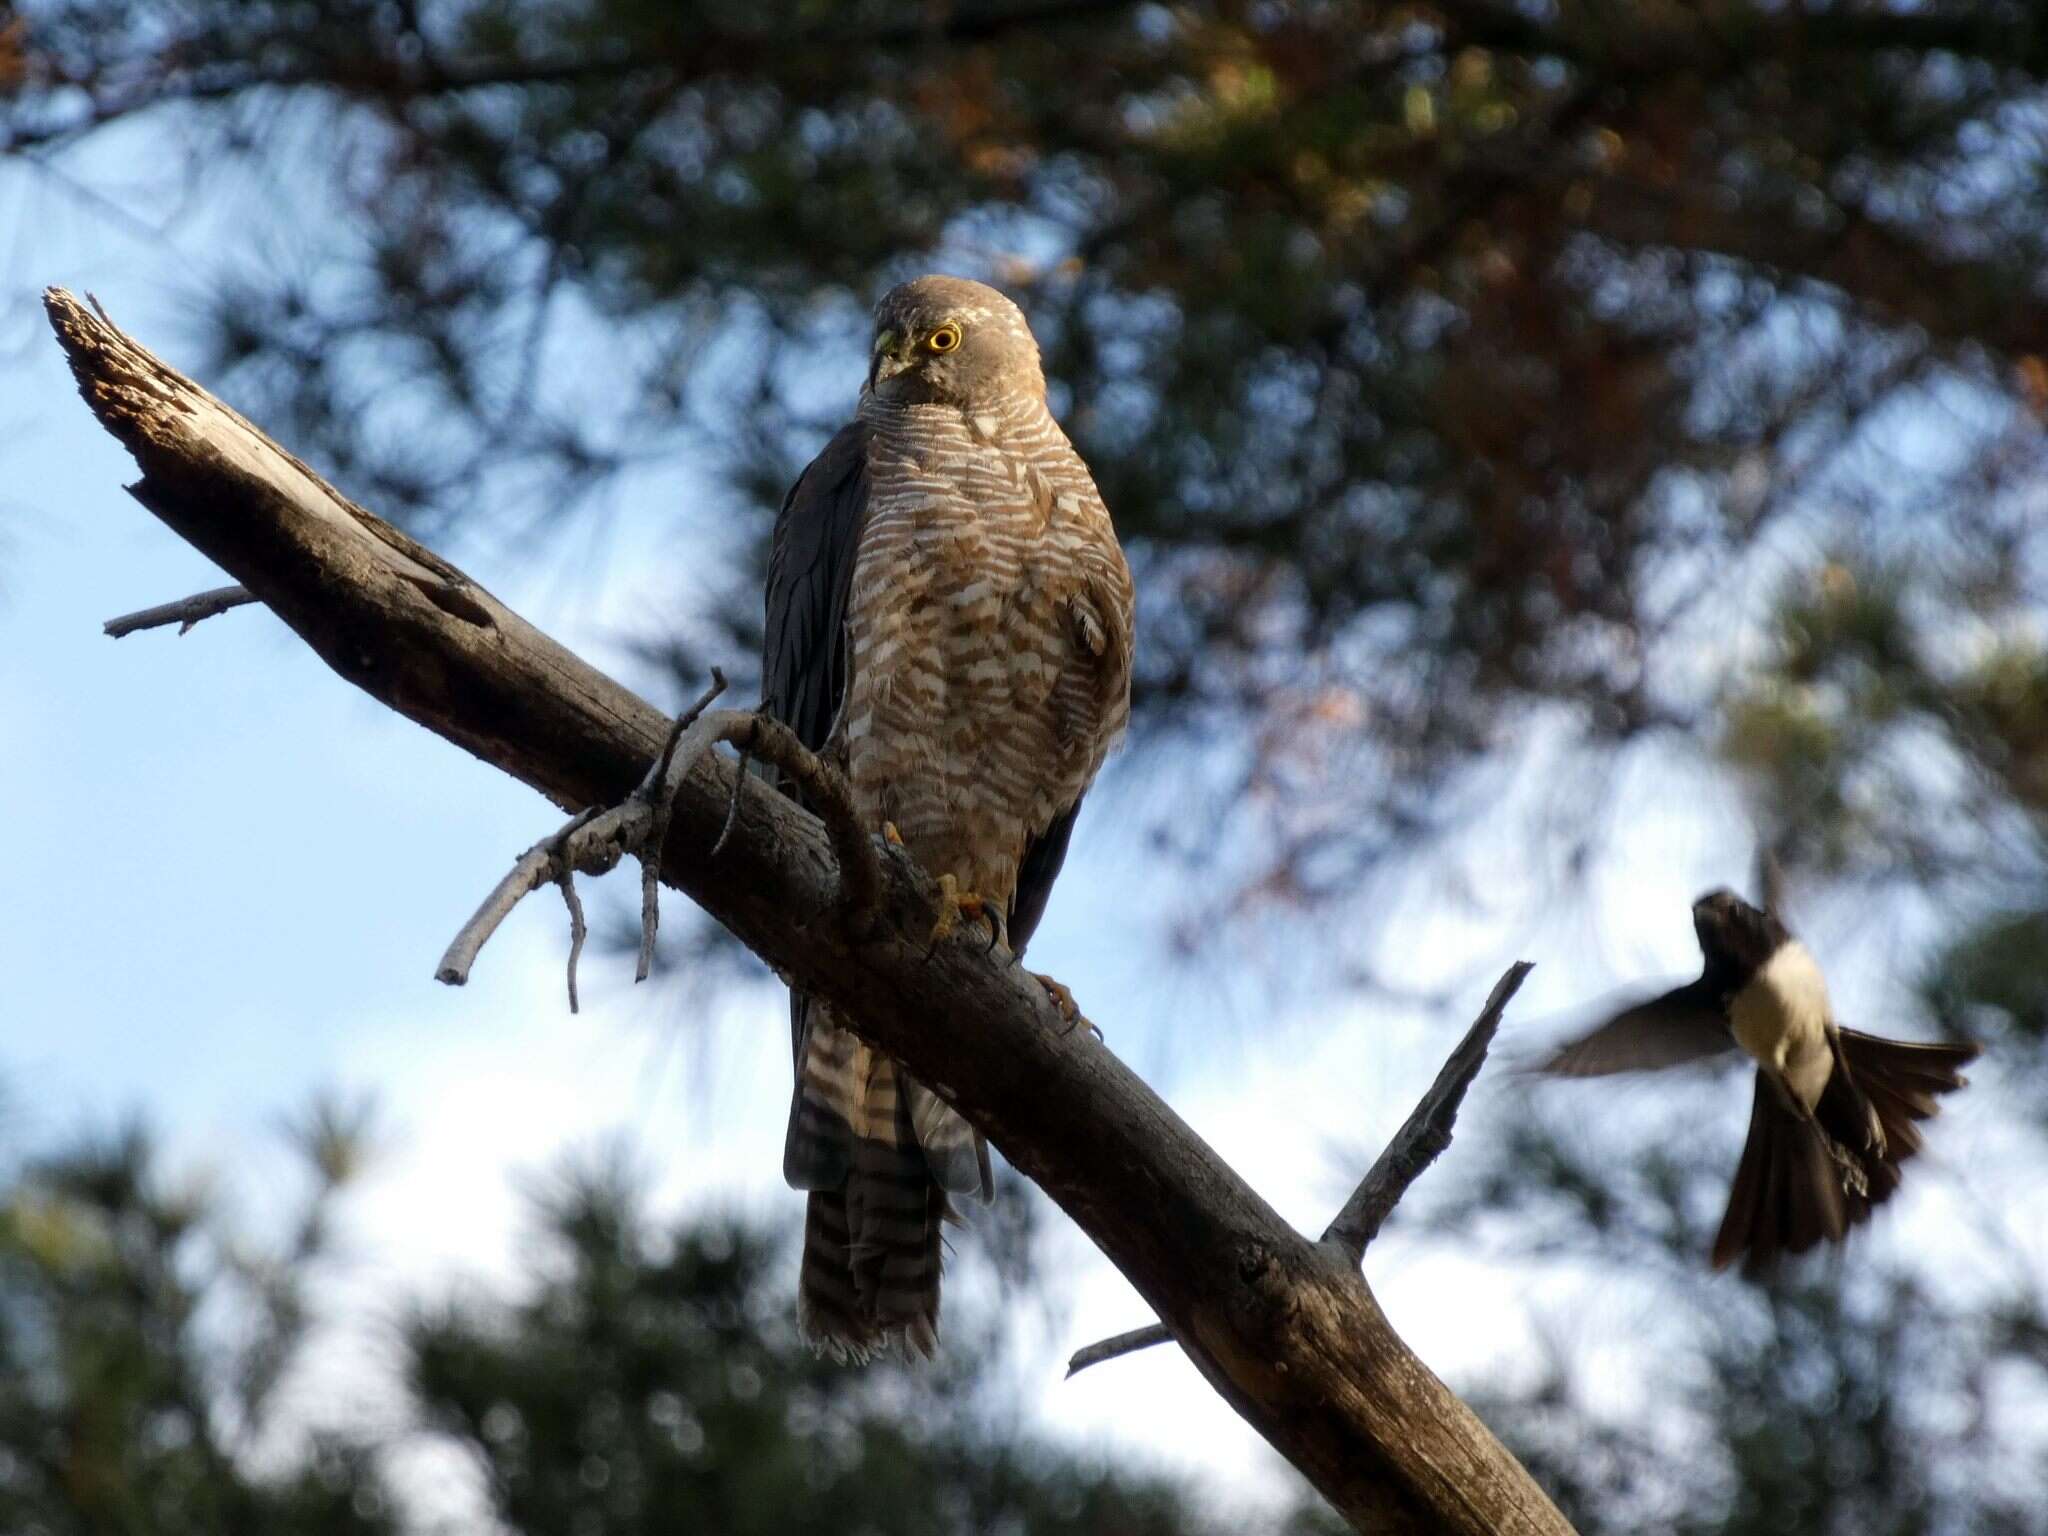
[867,275,1044,407]
[1691,886,1789,979]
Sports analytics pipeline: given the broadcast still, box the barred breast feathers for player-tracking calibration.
[859,406,1123,788]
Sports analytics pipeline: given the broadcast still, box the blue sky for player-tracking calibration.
[6,119,2043,1525]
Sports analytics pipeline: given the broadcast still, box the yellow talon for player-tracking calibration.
[882,821,905,847]
[929,873,991,944]
[1034,972,1099,1039]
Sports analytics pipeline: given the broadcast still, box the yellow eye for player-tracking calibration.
[926,324,962,354]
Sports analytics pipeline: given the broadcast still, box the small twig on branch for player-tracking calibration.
[104,584,256,638]
[1065,1323,1170,1378]
[1321,960,1534,1262]
[1066,960,1534,1377]
[710,745,751,859]
[438,673,888,1006]
[436,675,727,1001]
[435,807,604,990]
[637,671,730,980]
[559,865,589,1013]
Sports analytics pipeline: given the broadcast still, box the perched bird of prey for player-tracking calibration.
[1535,888,1976,1273]
[760,275,1134,1360]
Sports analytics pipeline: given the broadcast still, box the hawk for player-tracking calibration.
[1535,888,1975,1272]
[761,275,1134,1360]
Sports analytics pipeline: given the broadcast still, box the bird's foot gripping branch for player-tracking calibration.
[48,286,1573,1536]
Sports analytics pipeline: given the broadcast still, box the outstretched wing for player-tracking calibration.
[1534,980,1736,1078]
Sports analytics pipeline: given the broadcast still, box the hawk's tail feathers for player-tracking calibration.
[787,1021,990,1201]
[789,1029,950,1363]
[797,1188,873,1362]
[797,1168,946,1364]
[904,1077,993,1202]
[784,1009,856,1192]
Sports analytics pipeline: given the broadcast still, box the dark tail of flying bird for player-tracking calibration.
[1712,1030,1978,1273]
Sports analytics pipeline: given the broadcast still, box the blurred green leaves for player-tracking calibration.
[0,1109,1343,1535]
[1723,552,2048,1068]
[401,1157,1253,1536]
[0,1108,395,1536]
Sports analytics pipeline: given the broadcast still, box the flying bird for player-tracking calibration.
[1535,888,1976,1273]
[760,276,1134,1360]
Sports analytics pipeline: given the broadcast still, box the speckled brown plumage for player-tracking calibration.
[762,276,1133,1361]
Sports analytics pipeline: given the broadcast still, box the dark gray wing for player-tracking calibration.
[1534,980,1736,1078]
[763,421,869,765]
[1008,798,1082,958]
[761,422,869,1068]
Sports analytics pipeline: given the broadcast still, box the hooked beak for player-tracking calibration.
[870,328,913,386]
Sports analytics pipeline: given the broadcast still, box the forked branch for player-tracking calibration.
[435,681,892,1007]
[1066,960,1533,1378]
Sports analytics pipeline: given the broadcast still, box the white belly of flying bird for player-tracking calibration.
[1729,940,1835,1110]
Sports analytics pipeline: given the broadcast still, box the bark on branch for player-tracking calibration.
[45,286,1573,1536]
[1069,960,1531,1376]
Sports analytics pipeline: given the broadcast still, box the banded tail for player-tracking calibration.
[1712,1028,1977,1273]
[784,1008,991,1361]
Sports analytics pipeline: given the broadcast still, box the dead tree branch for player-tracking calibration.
[435,806,604,994]
[1068,960,1533,1376]
[631,674,732,977]
[1323,960,1534,1261]
[1064,1322,1170,1377]
[435,681,900,1010]
[432,672,727,1000]
[103,583,256,637]
[45,287,1573,1536]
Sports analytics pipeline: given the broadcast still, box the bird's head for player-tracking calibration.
[866,275,1044,407]
[1692,887,1744,928]
[1691,886,1787,974]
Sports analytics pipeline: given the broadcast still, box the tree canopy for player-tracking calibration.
[8,3,2048,1530]
[16,2,2048,924]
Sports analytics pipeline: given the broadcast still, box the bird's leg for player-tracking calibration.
[1032,972,1100,1039]
[1824,1135,1871,1199]
[1824,1029,1887,1156]
[929,873,1002,947]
